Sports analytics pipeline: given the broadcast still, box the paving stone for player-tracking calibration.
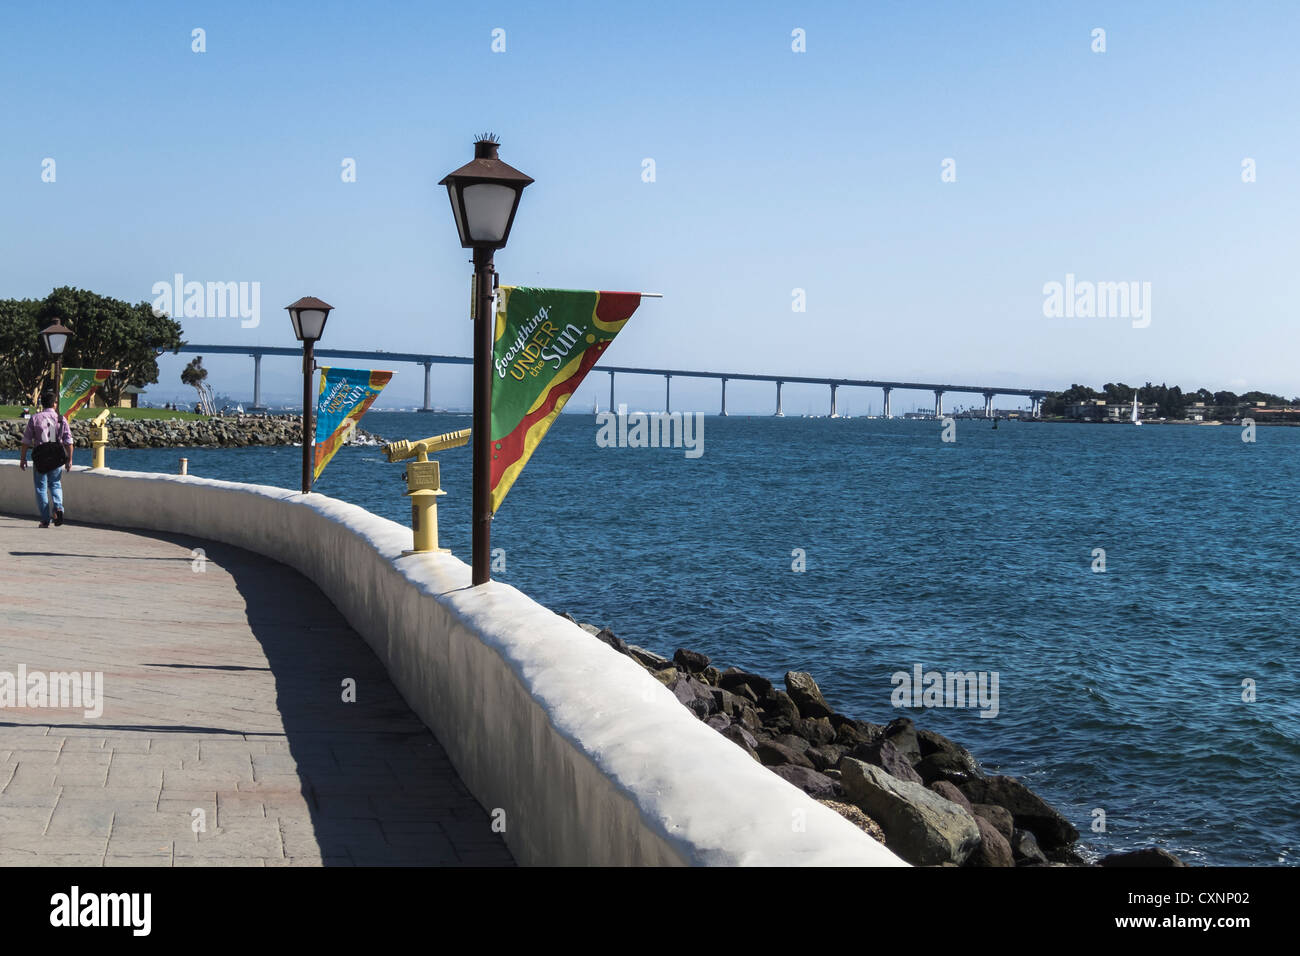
[0,515,512,867]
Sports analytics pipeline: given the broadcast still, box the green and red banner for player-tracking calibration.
[58,368,114,418]
[491,287,642,511]
[313,367,393,481]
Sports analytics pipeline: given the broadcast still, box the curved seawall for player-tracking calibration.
[0,461,904,866]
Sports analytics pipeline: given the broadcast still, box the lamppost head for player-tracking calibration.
[439,135,533,250]
[286,297,333,342]
[40,320,73,357]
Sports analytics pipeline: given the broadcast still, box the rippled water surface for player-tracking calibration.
[13,413,1296,865]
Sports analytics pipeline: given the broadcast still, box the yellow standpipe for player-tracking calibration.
[89,409,111,469]
[383,428,471,555]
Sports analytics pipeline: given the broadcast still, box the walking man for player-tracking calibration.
[19,388,74,528]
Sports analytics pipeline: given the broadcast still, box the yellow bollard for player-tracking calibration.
[89,409,110,469]
[404,450,448,554]
[383,429,471,556]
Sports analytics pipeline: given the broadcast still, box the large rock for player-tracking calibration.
[721,724,760,761]
[967,817,1015,868]
[718,668,772,698]
[916,751,979,785]
[972,803,1014,842]
[710,687,742,716]
[670,678,697,706]
[834,719,883,748]
[650,667,678,688]
[918,729,980,773]
[1099,848,1186,868]
[850,739,924,785]
[627,645,672,670]
[784,671,835,719]
[960,776,1079,848]
[930,781,973,814]
[792,716,837,747]
[804,745,846,773]
[669,676,716,718]
[673,648,711,673]
[840,758,981,866]
[756,740,814,769]
[594,628,628,655]
[1010,828,1048,865]
[773,734,812,754]
[770,765,839,800]
[883,717,922,765]
[760,689,800,724]
[1047,845,1092,866]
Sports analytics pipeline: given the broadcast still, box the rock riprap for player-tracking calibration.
[563,613,1188,869]
[0,414,385,450]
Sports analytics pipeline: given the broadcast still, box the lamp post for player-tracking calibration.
[285,296,333,495]
[40,320,73,398]
[439,135,533,586]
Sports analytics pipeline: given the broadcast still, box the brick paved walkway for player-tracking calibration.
[0,513,513,866]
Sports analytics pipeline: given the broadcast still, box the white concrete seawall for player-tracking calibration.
[0,461,904,867]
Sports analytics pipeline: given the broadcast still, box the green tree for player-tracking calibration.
[1102,382,1135,404]
[1041,383,1101,416]
[37,286,183,405]
[181,356,211,413]
[0,298,46,403]
[1240,389,1287,407]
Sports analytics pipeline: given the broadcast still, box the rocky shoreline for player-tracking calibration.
[0,414,386,450]
[566,614,1187,868]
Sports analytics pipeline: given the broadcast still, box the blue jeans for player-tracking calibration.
[33,465,64,524]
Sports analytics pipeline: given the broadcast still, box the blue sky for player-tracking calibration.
[2,1,1297,413]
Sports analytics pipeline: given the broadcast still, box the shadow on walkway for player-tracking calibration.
[1,516,512,867]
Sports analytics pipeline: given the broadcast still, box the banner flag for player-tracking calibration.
[313,367,393,481]
[490,287,643,512]
[58,369,114,418]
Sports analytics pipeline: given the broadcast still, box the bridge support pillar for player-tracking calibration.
[934,389,944,418]
[984,391,994,418]
[882,386,892,419]
[721,377,728,416]
[251,353,264,410]
[775,381,784,417]
[830,383,838,417]
[422,361,433,412]
[609,371,615,413]
[665,374,671,413]
[1032,396,1041,418]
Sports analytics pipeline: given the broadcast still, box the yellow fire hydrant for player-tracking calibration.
[90,409,111,469]
[383,428,471,554]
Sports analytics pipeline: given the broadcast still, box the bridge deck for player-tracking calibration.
[0,513,512,866]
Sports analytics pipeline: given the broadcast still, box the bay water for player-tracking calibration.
[11,412,1296,866]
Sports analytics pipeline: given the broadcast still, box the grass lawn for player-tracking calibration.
[0,405,210,421]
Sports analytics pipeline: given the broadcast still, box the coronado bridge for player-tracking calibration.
[173,344,1058,418]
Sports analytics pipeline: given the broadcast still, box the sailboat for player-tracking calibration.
[1131,394,1141,426]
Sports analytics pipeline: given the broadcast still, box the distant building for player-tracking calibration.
[89,386,145,409]
[1065,399,1159,421]
[1240,406,1300,422]
[1065,399,1108,421]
